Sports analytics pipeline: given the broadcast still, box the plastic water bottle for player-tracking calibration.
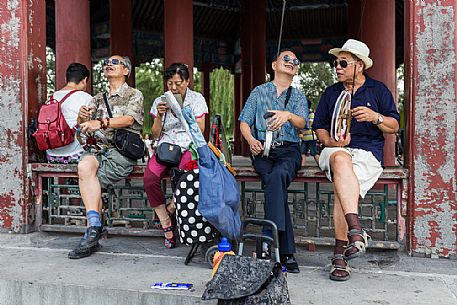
[212,237,235,277]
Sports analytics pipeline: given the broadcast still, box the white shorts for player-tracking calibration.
[319,147,383,198]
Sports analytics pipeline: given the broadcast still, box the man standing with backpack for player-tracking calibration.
[68,55,144,259]
[45,63,92,164]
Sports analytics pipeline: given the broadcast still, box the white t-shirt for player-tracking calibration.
[46,90,92,157]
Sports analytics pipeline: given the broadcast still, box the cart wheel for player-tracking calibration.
[205,245,219,268]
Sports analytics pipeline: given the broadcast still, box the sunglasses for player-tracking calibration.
[282,55,300,66]
[103,58,125,66]
[333,59,358,69]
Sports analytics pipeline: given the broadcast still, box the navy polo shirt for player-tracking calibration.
[313,75,400,165]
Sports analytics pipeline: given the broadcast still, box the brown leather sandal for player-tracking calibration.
[329,254,351,281]
[343,229,370,260]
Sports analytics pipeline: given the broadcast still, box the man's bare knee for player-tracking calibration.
[329,152,352,175]
[78,156,98,180]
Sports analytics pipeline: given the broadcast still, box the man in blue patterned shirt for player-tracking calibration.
[239,49,308,273]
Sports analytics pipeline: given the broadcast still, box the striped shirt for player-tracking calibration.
[299,111,317,141]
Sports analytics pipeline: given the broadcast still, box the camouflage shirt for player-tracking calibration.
[89,82,144,142]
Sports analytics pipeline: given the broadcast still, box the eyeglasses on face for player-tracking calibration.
[333,59,358,69]
[103,58,125,66]
[282,55,300,66]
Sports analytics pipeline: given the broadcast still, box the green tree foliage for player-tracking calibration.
[136,60,164,134]
[209,68,234,137]
[92,60,108,96]
[46,47,55,98]
[297,62,336,110]
[193,70,202,93]
[396,63,404,112]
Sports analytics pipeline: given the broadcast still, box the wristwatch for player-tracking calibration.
[374,113,383,125]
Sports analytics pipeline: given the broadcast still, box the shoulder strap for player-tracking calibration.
[56,90,78,105]
[284,86,292,108]
[158,112,168,141]
[103,92,113,118]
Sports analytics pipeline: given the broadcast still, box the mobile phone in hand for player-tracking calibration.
[160,96,168,106]
[263,112,275,119]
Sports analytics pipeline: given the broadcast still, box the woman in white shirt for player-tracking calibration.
[144,63,208,249]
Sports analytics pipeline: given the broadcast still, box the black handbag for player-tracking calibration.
[114,129,146,160]
[103,93,146,160]
[155,112,182,167]
[156,142,182,167]
[202,255,292,305]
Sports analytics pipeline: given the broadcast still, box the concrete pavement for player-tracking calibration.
[0,232,456,305]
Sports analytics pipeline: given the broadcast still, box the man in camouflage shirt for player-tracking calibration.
[69,55,144,259]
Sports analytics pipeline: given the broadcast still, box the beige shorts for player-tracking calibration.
[319,147,383,198]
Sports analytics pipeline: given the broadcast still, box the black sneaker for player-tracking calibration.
[281,255,300,273]
[68,241,101,259]
[67,227,107,259]
[80,226,107,249]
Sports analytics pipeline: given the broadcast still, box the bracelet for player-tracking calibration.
[97,118,106,130]
[105,118,110,129]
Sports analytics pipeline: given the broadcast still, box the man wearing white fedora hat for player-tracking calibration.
[313,39,400,281]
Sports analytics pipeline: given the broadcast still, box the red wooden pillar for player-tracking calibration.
[233,73,241,155]
[163,0,194,86]
[0,0,46,232]
[110,0,135,86]
[201,64,211,140]
[251,0,266,88]
[240,1,253,156]
[55,0,91,92]
[360,0,396,166]
[405,0,457,257]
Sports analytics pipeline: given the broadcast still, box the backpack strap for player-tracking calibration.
[55,90,79,105]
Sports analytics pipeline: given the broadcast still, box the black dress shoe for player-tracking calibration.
[281,255,300,273]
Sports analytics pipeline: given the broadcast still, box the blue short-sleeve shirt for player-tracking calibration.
[239,82,308,143]
[313,75,400,165]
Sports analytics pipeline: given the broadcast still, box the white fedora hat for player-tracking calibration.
[328,39,373,70]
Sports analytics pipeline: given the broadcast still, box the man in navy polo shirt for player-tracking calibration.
[239,49,308,273]
[313,39,399,281]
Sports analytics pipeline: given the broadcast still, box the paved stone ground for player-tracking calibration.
[0,232,456,305]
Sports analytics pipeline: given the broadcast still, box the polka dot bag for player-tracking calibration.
[174,169,215,245]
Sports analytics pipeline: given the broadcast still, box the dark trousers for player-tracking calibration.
[252,143,301,255]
